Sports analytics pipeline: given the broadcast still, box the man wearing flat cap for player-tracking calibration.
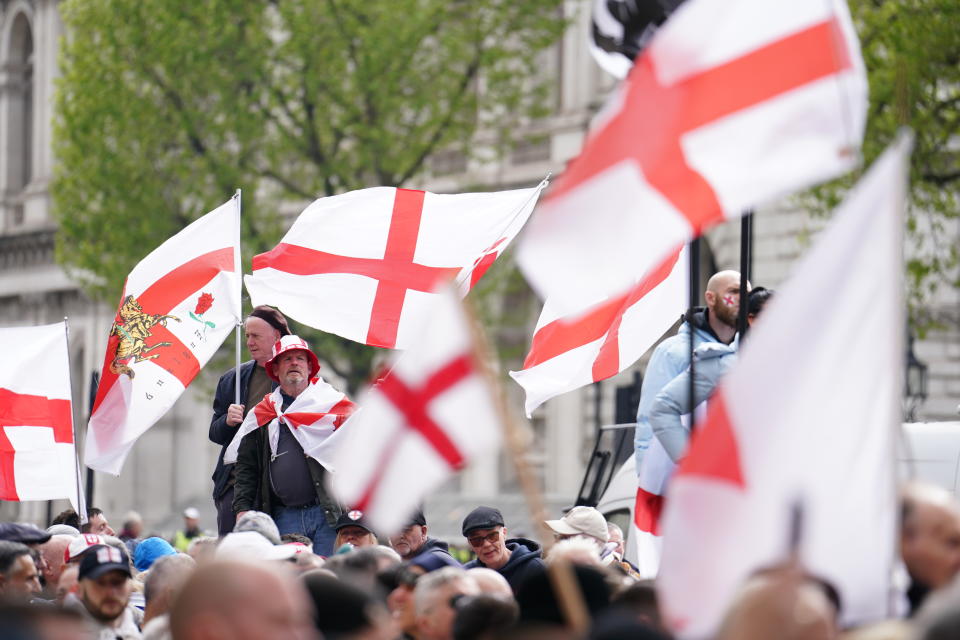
[209,305,291,536]
[226,335,355,557]
[389,509,461,567]
[462,506,544,593]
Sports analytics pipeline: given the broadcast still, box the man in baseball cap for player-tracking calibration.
[544,506,610,549]
[462,506,545,593]
[388,508,461,566]
[231,335,354,557]
[75,545,140,638]
[333,510,378,550]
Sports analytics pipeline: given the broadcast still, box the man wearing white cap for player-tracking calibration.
[173,508,205,552]
[227,335,355,557]
[544,506,610,551]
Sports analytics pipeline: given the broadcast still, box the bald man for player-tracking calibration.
[901,483,960,613]
[169,561,314,640]
[634,270,748,471]
[38,534,73,599]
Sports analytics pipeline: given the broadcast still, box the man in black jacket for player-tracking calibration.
[209,306,290,536]
[388,509,461,567]
[462,506,545,594]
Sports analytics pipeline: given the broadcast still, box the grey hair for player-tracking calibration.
[144,553,196,604]
[414,566,469,616]
[0,541,31,576]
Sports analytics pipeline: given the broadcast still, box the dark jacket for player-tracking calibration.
[209,360,262,500]
[409,537,462,569]
[465,537,545,592]
[231,422,342,527]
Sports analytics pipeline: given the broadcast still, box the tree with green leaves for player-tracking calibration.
[54,0,566,387]
[807,0,959,330]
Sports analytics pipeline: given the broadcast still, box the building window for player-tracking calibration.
[5,11,34,227]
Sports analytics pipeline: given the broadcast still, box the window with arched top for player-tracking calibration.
[5,11,34,225]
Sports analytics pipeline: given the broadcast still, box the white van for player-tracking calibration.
[590,421,960,565]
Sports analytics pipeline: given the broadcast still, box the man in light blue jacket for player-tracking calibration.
[633,270,745,473]
[650,287,774,462]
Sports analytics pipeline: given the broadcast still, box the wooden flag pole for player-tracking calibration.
[460,295,590,634]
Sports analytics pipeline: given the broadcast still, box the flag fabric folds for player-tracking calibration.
[222,378,355,467]
[245,184,544,351]
[518,0,867,312]
[323,285,503,535]
[85,198,242,475]
[0,323,84,512]
[657,133,912,638]
[510,246,687,416]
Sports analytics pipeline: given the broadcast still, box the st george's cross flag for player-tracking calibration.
[657,133,912,638]
[222,371,355,467]
[518,0,867,312]
[511,246,687,416]
[322,286,503,534]
[245,183,545,351]
[0,323,85,513]
[85,197,242,474]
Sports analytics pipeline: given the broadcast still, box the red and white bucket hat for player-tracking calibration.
[264,335,321,382]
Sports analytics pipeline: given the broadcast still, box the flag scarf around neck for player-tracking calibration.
[222,378,355,467]
[657,134,912,638]
[85,198,242,475]
[511,245,687,416]
[323,285,502,535]
[0,323,84,512]
[245,184,545,351]
[518,0,867,312]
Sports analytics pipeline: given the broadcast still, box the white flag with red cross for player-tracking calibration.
[510,245,687,416]
[85,197,242,475]
[518,0,867,311]
[244,183,545,351]
[657,134,911,638]
[322,285,502,534]
[0,323,85,513]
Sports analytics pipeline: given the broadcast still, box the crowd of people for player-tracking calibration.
[1,488,960,639]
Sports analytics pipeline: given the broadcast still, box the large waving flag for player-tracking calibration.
[246,183,545,351]
[323,285,503,534]
[511,246,687,416]
[85,197,241,474]
[518,0,867,311]
[0,323,85,514]
[657,134,912,638]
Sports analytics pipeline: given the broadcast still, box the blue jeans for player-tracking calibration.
[272,503,337,557]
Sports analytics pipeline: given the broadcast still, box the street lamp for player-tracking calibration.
[904,333,928,422]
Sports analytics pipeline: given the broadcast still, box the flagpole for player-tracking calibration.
[688,238,700,430]
[62,317,88,525]
[460,296,590,634]
[234,189,243,406]
[737,211,753,337]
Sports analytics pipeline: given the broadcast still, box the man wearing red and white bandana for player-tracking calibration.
[226,335,355,556]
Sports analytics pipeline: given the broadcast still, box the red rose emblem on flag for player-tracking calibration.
[194,292,214,315]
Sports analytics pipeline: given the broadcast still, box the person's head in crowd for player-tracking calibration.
[716,563,840,640]
[186,536,218,565]
[182,507,201,536]
[77,544,133,626]
[409,549,459,575]
[51,508,82,531]
[462,507,511,570]
[911,573,960,640]
[452,594,519,640]
[546,537,603,568]
[234,509,282,545]
[466,567,514,601]
[292,549,325,574]
[119,511,144,540]
[545,506,609,552]
[46,524,80,537]
[606,523,625,559]
[588,609,673,640]
[64,533,105,565]
[335,511,378,550]
[608,580,664,632]
[386,563,422,638]
[746,286,774,326]
[245,305,291,367]
[302,571,392,639]
[170,561,315,640]
[0,522,52,546]
[901,482,960,599]
[56,564,79,605]
[216,531,297,562]
[515,564,611,628]
[134,536,178,572]
[390,510,430,560]
[266,335,321,397]
[143,553,196,626]
[0,541,41,601]
[281,533,314,546]
[83,508,115,536]
[0,604,90,640]
[37,534,72,597]
[415,567,480,640]
[704,270,749,342]
[325,546,401,596]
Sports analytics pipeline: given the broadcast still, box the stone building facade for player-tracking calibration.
[0,0,956,537]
